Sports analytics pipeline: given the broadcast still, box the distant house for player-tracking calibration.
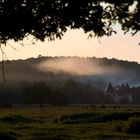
[105,82,132,103]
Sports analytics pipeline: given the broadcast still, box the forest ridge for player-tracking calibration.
[1,56,140,86]
[0,56,139,105]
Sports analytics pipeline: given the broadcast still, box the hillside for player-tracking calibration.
[1,56,140,87]
[0,56,139,104]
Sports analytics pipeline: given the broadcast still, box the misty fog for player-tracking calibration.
[36,57,122,76]
[1,56,140,88]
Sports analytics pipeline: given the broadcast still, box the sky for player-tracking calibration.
[2,27,140,63]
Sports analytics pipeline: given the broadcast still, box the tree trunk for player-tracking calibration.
[0,37,6,82]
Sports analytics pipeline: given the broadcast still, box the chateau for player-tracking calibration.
[105,82,133,103]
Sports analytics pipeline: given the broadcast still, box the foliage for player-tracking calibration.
[0,132,16,140]
[123,117,140,134]
[0,0,140,43]
[22,82,52,107]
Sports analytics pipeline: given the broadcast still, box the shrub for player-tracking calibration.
[0,132,16,140]
[123,117,140,134]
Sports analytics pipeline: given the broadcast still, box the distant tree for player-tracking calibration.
[49,90,69,105]
[61,79,83,104]
[22,82,52,107]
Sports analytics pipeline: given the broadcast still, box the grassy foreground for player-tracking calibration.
[0,105,140,140]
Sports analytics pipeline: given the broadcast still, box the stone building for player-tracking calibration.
[105,82,132,103]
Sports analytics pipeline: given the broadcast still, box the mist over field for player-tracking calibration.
[1,56,140,87]
[36,58,122,76]
[0,56,140,105]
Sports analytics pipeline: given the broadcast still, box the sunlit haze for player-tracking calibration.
[2,27,140,63]
[36,58,122,76]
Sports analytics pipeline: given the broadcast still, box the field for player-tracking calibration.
[0,105,140,140]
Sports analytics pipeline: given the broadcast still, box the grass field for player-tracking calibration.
[0,105,140,140]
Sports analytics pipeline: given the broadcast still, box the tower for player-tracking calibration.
[105,82,114,95]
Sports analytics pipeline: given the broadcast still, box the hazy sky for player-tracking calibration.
[2,27,140,63]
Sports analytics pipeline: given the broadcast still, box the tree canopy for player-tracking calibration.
[0,0,140,43]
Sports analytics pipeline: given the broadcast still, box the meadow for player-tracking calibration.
[0,105,140,140]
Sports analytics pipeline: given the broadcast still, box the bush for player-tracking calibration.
[123,117,140,134]
[0,132,16,140]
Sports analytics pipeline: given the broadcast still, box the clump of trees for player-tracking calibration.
[0,80,112,107]
[22,80,109,106]
[22,82,52,107]
[1,79,140,106]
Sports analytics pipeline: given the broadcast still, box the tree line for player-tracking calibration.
[0,80,112,107]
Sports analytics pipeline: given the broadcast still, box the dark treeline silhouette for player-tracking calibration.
[0,56,139,106]
[2,56,140,85]
[0,80,140,106]
[0,80,112,106]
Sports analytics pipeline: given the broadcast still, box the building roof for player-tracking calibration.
[106,82,114,92]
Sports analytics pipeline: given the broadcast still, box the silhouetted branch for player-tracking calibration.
[7,42,18,51]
